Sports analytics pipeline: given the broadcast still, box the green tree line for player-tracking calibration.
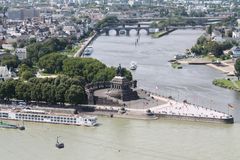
[191,36,238,58]
[38,55,132,83]
[0,76,87,105]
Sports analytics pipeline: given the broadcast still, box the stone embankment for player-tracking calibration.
[74,32,98,57]
[152,29,176,38]
[80,90,234,124]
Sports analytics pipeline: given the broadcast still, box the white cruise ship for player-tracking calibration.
[0,108,97,127]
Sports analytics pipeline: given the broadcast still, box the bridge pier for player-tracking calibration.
[105,30,109,36]
[137,29,140,36]
[116,29,120,36]
[126,29,130,36]
[147,29,150,35]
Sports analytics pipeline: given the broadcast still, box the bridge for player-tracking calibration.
[119,16,228,23]
[102,24,205,36]
[103,24,150,36]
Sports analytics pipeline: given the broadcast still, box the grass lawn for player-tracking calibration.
[213,79,240,91]
[60,45,81,57]
[171,62,182,69]
[151,31,166,38]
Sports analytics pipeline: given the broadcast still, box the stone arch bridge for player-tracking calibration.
[103,24,150,36]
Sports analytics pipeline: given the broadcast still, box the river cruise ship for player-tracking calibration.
[0,108,97,127]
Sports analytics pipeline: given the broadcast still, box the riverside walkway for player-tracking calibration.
[74,32,97,57]
[90,91,233,123]
[149,95,229,120]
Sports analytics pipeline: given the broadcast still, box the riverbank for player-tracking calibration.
[81,90,234,124]
[213,79,240,92]
[0,91,233,124]
[74,32,98,57]
[151,29,176,38]
[178,57,235,75]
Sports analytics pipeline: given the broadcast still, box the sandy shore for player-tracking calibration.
[206,60,235,75]
[178,58,235,75]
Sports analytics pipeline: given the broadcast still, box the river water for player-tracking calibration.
[1,30,240,160]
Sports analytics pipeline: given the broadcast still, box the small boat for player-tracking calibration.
[83,46,93,56]
[56,136,64,149]
[174,54,186,60]
[118,107,126,114]
[146,109,154,116]
[212,60,221,65]
[168,59,176,63]
[0,121,18,129]
[130,61,137,70]
[18,121,25,131]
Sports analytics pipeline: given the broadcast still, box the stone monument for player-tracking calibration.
[107,64,138,101]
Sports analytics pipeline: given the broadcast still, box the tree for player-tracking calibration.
[0,54,20,68]
[0,80,16,101]
[38,53,67,73]
[197,36,208,45]
[15,81,31,102]
[26,37,69,64]
[19,64,35,80]
[12,42,17,49]
[93,67,116,82]
[65,85,86,105]
[206,41,223,57]
[31,83,42,103]
[63,57,106,82]
[94,16,120,31]
[55,84,67,105]
[21,70,35,80]
[221,41,233,50]
[206,25,213,35]
[226,30,232,37]
[41,83,56,104]
[191,44,207,55]
[235,58,240,80]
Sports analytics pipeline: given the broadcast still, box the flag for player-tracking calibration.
[228,104,235,110]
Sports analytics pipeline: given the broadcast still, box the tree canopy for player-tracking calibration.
[95,16,121,31]
[0,76,88,105]
[235,58,240,80]
[0,54,20,69]
[38,53,67,74]
[26,38,69,63]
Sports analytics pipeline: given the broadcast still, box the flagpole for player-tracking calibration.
[228,105,229,115]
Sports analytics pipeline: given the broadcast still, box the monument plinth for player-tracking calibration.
[107,65,138,101]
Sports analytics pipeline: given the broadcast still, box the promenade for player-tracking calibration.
[91,91,233,123]
[74,32,97,57]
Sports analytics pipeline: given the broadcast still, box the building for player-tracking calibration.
[15,48,27,60]
[2,43,14,51]
[0,66,14,81]
[231,46,240,58]
[211,30,224,42]
[7,8,40,20]
[232,30,240,39]
[63,26,77,35]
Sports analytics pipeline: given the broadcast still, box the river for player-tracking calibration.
[1,29,240,160]
[90,29,240,121]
